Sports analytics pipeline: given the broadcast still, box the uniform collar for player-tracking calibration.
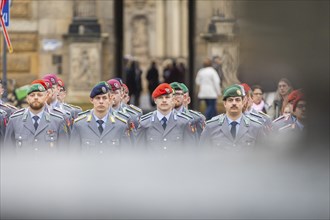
[156,110,171,121]
[226,115,242,125]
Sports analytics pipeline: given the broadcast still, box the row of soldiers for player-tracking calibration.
[0,73,306,155]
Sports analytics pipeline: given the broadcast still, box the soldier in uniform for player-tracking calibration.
[40,75,72,130]
[3,83,69,155]
[240,83,272,132]
[70,83,131,155]
[170,82,202,138]
[199,84,265,151]
[0,79,19,120]
[271,89,303,132]
[136,83,197,152]
[57,77,82,119]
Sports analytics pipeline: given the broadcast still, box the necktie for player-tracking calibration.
[161,117,167,130]
[97,120,104,134]
[230,121,238,139]
[33,116,39,130]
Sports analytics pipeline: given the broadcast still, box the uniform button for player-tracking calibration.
[100,141,103,144]
[34,139,38,142]
[163,138,167,141]
[99,150,103,154]
[51,137,54,140]
[34,148,38,151]
[164,146,167,150]
[19,136,22,140]
[86,141,90,144]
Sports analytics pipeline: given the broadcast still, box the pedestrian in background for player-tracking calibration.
[146,61,160,107]
[251,85,268,114]
[268,78,293,120]
[125,60,142,106]
[195,58,221,120]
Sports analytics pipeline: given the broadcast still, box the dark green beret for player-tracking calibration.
[222,84,244,100]
[170,82,183,91]
[180,83,189,93]
[95,81,112,91]
[27,83,46,95]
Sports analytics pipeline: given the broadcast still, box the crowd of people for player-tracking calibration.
[0,72,307,156]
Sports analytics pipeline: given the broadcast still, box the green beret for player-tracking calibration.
[180,83,189,93]
[222,84,244,100]
[27,83,46,95]
[170,82,183,91]
[96,81,112,91]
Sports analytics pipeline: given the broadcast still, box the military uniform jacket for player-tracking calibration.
[135,110,197,152]
[183,107,206,138]
[3,109,69,154]
[199,114,265,151]
[271,114,296,132]
[70,111,132,154]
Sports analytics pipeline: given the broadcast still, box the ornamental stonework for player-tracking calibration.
[11,0,31,19]
[0,54,30,72]
[10,33,38,52]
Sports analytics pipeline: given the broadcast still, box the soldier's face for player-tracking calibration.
[110,90,122,107]
[224,96,243,116]
[57,88,66,102]
[173,90,184,108]
[91,94,111,113]
[27,92,47,110]
[154,94,173,112]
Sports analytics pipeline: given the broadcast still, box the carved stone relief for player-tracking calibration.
[11,0,31,19]
[10,33,38,52]
[69,44,100,91]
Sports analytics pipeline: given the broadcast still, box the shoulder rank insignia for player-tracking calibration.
[50,112,64,119]
[250,112,263,119]
[4,103,18,110]
[245,115,263,126]
[181,112,194,120]
[206,116,219,124]
[74,114,87,123]
[278,123,294,131]
[117,111,130,119]
[272,115,285,123]
[140,111,153,119]
[78,109,91,116]
[258,111,270,118]
[140,113,152,121]
[10,111,24,119]
[129,104,142,113]
[115,115,127,124]
[177,113,190,120]
[124,107,138,115]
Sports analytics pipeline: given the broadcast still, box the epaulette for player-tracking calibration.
[140,113,152,121]
[78,109,91,116]
[140,111,153,119]
[67,103,82,110]
[124,107,138,115]
[9,111,24,119]
[0,108,7,115]
[12,108,25,115]
[272,115,285,123]
[206,115,220,124]
[4,103,18,110]
[115,115,127,124]
[117,111,130,119]
[188,109,202,117]
[278,123,294,131]
[53,107,65,115]
[129,104,142,113]
[258,111,270,118]
[245,115,263,126]
[181,112,194,120]
[63,103,74,109]
[74,114,87,123]
[50,112,64,119]
[250,112,263,119]
[177,113,190,120]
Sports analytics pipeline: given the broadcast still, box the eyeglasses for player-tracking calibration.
[296,104,306,109]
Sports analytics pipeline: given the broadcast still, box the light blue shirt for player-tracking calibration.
[226,115,242,137]
[93,112,108,130]
[156,111,171,123]
[29,110,44,124]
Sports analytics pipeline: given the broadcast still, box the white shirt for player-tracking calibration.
[195,66,221,99]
